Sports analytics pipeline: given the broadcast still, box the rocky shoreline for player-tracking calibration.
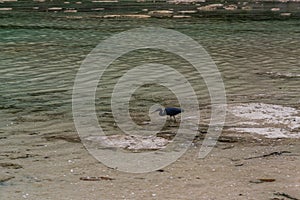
[1,0,300,19]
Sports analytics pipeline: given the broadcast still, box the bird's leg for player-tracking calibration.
[173,116,176,122]
[166,116,171,125]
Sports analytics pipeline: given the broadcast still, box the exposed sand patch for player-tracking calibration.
[85,135,169,150]
[227,103,300,138]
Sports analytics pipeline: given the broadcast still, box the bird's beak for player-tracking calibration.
[151,108,159,114]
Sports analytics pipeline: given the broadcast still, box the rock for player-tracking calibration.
[148,10,173,18]
[224,4,238,11]
[0,8,12,11]
[103,14,150,19]
[242,6,252,11]
[64,9,77,13]
[197,4,223,11]
[173,15,192,18]
[280,13,291,17]
[168,0,205,4]
[178,10,197,14]
[271,8,280,11]
[48,7,63,11]
[91,0,118,2]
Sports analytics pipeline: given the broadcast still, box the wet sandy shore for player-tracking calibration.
[1,106,300,200]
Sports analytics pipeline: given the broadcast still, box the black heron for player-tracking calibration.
[153,107,184,121]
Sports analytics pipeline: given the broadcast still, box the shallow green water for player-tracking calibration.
[0,11,299,136]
